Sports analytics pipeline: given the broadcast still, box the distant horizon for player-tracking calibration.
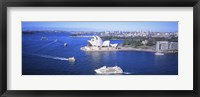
[22,30,178,33]
[22,21,178,33]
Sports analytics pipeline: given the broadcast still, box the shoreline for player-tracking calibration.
[80,46,155,52]
[70,36,125,40]
[119,47,155,52]
[80,46,178,53]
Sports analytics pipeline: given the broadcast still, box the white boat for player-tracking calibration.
[68,57,75,62]
[94,66,123,74]
[40,37,48,40]
[64,43,68,47]
[155,52,164,55]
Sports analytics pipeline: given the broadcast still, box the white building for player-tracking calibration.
[88,36,103,47]
[87,36,118,48]
[156,41,178,51]
[169,42,178,50]
[102,40,110,47]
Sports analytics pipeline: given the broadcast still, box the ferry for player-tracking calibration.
[94,66,123,75]
[155,52,164,55]
[68,57,75,62]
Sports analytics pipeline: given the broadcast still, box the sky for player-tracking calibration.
[22,21,178,32]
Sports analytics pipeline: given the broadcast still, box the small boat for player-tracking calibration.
[64,43,68,47]
[94,66,123,75]
[68,57,75,62]
[155,52,164,55]
[40,37,48,40]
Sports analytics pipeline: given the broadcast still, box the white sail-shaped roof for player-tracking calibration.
[88,36,103,47]
[102,40,110,47]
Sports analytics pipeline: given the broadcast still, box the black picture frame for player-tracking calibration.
[0,0,200,97]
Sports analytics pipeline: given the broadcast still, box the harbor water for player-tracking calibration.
[22,32,178,75]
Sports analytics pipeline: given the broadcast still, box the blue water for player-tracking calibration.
[22,32,178,75]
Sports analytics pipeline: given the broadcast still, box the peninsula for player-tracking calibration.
[80,36,154,52]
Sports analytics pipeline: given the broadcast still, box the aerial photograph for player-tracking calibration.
[22,21,178,75]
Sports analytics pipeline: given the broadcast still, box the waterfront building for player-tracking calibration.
[88,36,103,47]
[87,36,118,48]
[169,42,178,50]
[156,41,178,52]
[102,40,110,47]
[156,41,169,51]
[81,36,119,51]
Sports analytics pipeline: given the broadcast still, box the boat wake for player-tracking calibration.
[24,53,70,61]
[33,41,57,52]
[36,54,69,61]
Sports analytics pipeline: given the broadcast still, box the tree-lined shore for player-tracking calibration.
[101,36,178,48]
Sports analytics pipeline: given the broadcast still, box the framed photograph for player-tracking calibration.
[0,0,199,97]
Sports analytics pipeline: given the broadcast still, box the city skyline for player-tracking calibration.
[22,21,178,32]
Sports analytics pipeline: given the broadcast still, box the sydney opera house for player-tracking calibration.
[81,36,118,51]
